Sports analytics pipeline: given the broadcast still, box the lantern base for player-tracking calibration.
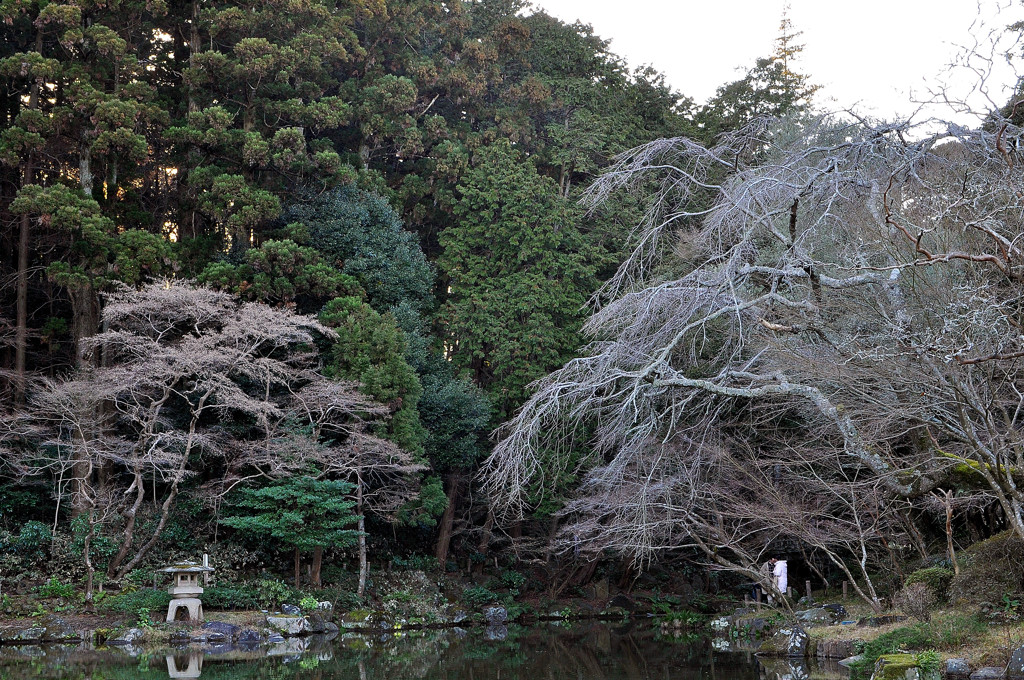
[166,597,203,623]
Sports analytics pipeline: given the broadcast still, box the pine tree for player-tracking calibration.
[165,0,363,250]
[220,478,361,589]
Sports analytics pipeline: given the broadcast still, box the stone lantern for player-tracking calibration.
[158,560,214,623]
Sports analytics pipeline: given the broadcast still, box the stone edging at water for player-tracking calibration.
[0,599,669,654]
[713,605,1024,680]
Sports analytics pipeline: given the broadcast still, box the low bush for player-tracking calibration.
[893,583,937,622]
[102,588,171,613]
[310,584,360,610]
[15,521,52,561]
[948,531,1024,604]
[859,624,934,667]
[905,566,954,601]
[497,569,526,591]
[463,586,502,609]
[390,554,440,572]
[36,577,76,600]
[251,579,297,610]
[203,584,260,610]
[915,650,942,675]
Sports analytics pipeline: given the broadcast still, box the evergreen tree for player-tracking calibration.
[439,140,596,418]
[286,185,435,314]
[165,0,363,249]
[697,6,818,137]
[321,296,426,455]
[220,477,361,588]
[198,238,362,313]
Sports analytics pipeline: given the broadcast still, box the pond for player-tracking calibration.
[0,622,848,680]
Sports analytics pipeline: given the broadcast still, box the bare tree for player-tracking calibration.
[1,282,409,596]
[484,85,1024,583]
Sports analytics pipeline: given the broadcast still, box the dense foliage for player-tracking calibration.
[0,0,856,597]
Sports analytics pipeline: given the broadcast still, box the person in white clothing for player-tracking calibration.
[773,558,789,600]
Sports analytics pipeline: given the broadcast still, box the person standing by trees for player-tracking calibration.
[759,558,775,602]
[773,557,789,602]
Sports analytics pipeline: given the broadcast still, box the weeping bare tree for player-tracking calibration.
[484,78,1024,601]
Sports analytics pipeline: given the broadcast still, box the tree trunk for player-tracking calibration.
[798,545,830,591]
[947,504,958,575]
[940,491,959,576]
[71,284,100,369]
[105,466,145,579]
[70,418,92,519]
[79,139,93,197]
[544,515,559,563]
[14,30,43,404]
[312,546,323,588]
[294,546,301,589]
[178,0,201,240]
[189,0,200,114]
[115,398,209,578]
[357,474,367,598]
[899,509,929,562]
[14,208,30,404]
[434,474,461,565]
[473,509,494,575]
[82,507,97,610]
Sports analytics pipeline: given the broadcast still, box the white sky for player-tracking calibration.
[530,0,1024,123]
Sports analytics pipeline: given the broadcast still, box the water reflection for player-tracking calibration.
[166,652,203,679]
[758,657,850,680]
[0,622,847,680]
[760,658,811,680]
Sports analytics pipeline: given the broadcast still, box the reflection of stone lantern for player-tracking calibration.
[158,561,214,623]
[166,652,203,679]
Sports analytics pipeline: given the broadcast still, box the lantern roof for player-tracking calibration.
[157,560,214,573]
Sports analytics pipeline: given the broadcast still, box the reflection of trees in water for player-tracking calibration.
[370,623,760,680]
[758,657,851,680]
[0,624,763,680]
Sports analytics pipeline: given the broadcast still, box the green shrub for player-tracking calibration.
[658,609,706,625]
[325,589,362,610]
[253,579,295,610]
[203,584,260,610]
[463,586,500,609]
[15,521,52,560]
[391,554,440,572]
[135,607,154,629]
[383,590,414,603]
[498,569,526,591]
[123,569,153,587]
[915,650,942,674]
[905,567,954,601]
[102,588,172,613]
[859,624,934,667]
[36,577,76,599]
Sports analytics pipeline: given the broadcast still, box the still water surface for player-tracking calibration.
[0,622,845,680]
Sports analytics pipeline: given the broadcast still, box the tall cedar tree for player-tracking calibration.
[440,140,596,419]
